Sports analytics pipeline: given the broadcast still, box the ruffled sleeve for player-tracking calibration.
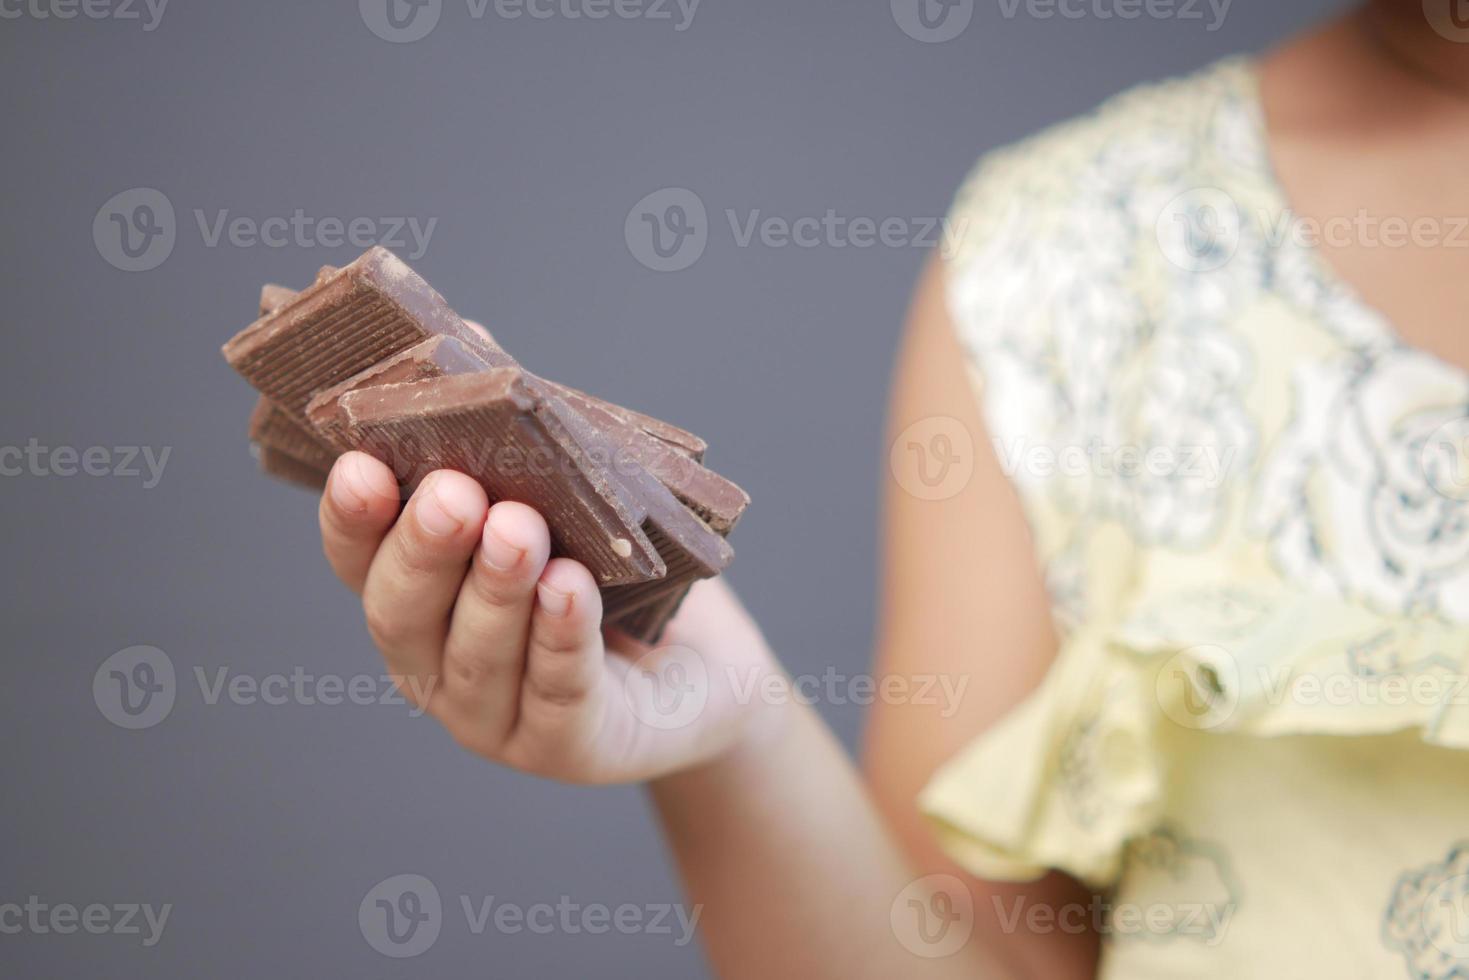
[921,579,1469,889]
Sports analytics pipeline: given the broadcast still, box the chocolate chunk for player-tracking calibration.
[259,278,707,461]
[244,284,340,473]
[222,247,492,423]
[552,384,706,462]
[552,392,746,533]
[248,399,337,472]
[305,332,748,533]
[256,445,328,491]
[306,335,492,451]
[226,248,746,640]
[337,368,666,587]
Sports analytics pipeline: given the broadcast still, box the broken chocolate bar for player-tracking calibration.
[224,248,494,424]
[337,368,665,587]
[225,247,747,641]
[255,445,328,491]
[306,333,748,533]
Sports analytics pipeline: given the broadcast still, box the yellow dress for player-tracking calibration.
[921,56,1469,979]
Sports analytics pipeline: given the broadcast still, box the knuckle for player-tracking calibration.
[526,671,589,709]
[363,602,410,651]
[442,642,505,690]
[391,528,454,576]
[466,559,533,608]
[534,624,584,656]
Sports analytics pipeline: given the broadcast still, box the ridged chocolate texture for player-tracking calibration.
[305,332,748,534]
[336,368,665,587]
[544,385,734,619]
[222,247,492,423]
[248,399,337,471]
[244,284,338,478]
[562,393,747,534]
[256,446,328,491]
[262,279,710,462]
[553,384,707,462]
[229,249,747,640]
[306,336,492,452]
[607,585,690,643]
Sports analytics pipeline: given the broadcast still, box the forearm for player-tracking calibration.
[648,690,1011,980]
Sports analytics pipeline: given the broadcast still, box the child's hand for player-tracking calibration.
[317,451,780,784]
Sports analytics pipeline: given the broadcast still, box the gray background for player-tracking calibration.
[1,0,1340,975]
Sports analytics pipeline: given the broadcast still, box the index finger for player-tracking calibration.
[318,451,401,593]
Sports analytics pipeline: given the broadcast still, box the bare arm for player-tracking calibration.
[644,258,1096,978]
[864,257,1099,977]
[317,258,1088,978]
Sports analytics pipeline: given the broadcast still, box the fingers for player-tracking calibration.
[319,452,401,594]
[438,502,552,744]
[511,559,608,755]
[361,471,489,710]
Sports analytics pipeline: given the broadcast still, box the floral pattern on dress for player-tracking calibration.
[1384,843,1469,979]
[1250,347,1469,623]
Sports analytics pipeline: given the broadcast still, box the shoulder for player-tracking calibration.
[942,56,1259,348]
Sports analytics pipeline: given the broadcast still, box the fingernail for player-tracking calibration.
[417,479,467,537]
[481,522,523,572]
[330,460,367,514]
[537,581,572,617]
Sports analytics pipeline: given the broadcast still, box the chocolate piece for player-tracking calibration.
[259,283,299,315]
[306,336,491,451]
[261,280,709,461]
[607,585,690,643]
[338,368,665,587]
[249,398,337,472]
[245,284,340,474]
[306,333,748,533]
[553,384,707,462]
[548,394,734,620]
[256,445,328,491]
[553,392,746,533]
[222,248,493,423]
[227,248,746,639]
